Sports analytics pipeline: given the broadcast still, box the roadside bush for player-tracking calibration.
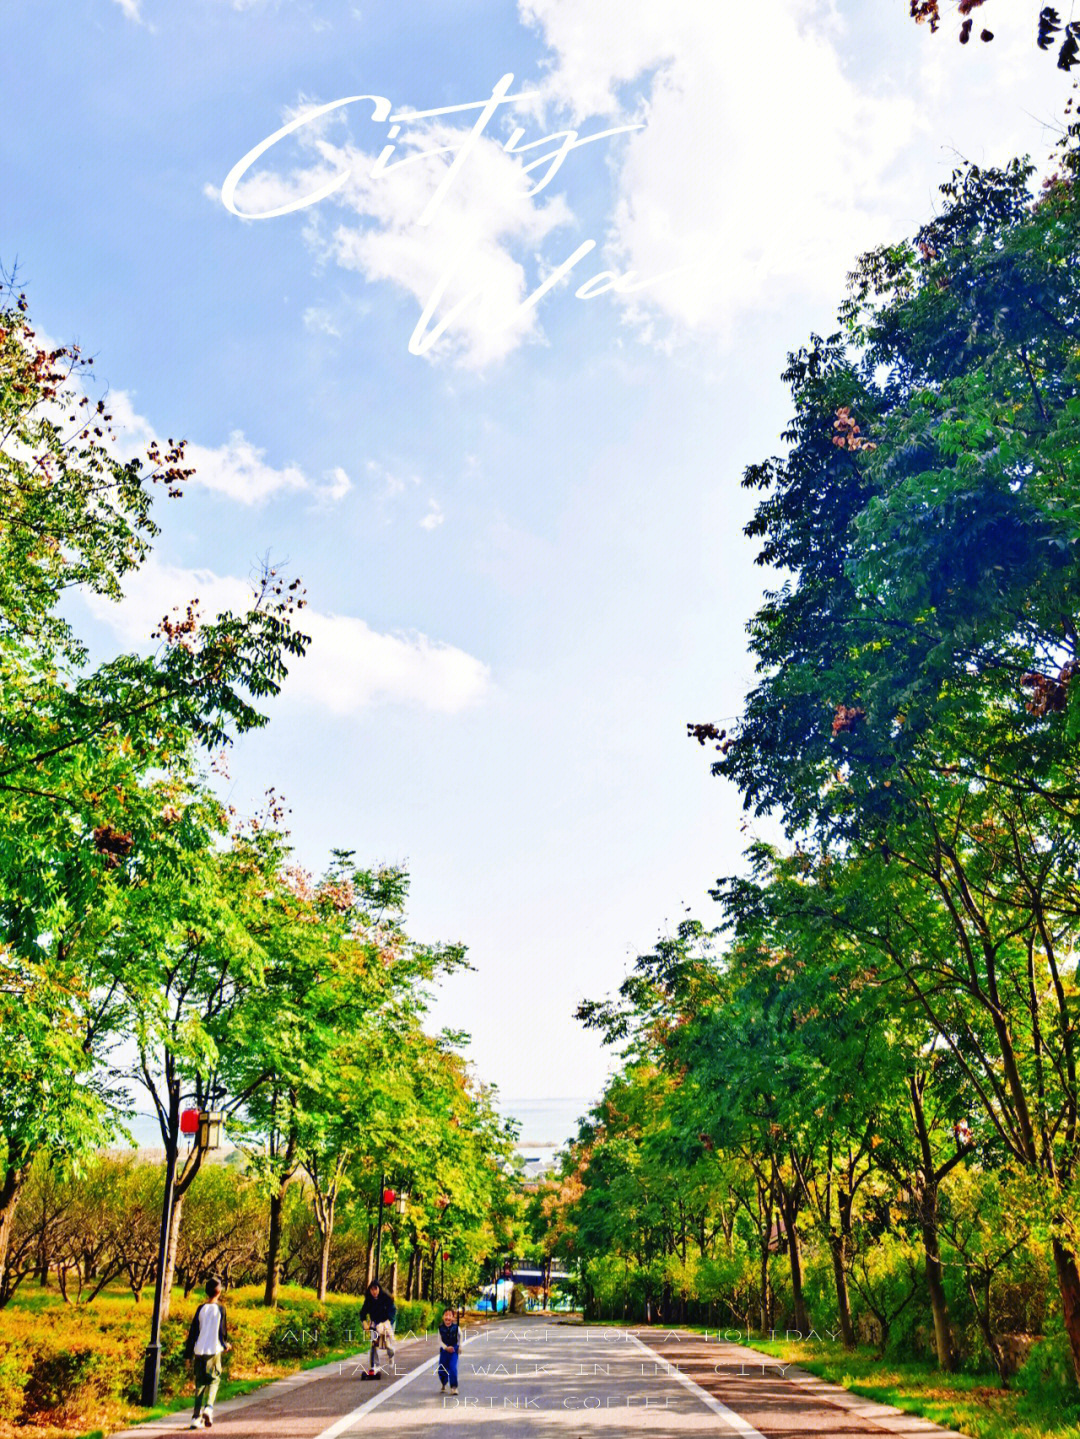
[0,1283,440,1437]
[23,1346,116,1423]
[1015,1321,1080,1417]
[395,1301,440,1334]
[0,1351,28,1424]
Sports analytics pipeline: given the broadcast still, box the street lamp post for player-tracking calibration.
[373,1183,407,1288]
[434,1194,449,1306]
[373,1177,388,1285]
[389,1190,407,1294]
[141,1108,223,1407]
[139,1131,179,1406]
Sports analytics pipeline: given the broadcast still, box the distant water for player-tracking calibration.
[496,1096,594,1152]
[119,1095,596,1156]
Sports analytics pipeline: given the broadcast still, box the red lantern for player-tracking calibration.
[382,1187,396,1206]
[442,1251,450,1261]
[180,1109,200,1135]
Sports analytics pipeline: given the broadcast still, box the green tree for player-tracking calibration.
[0,283,308,1294]
[707,144,1080,1377]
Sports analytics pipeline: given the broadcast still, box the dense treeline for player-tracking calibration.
[0,272,515,1320]
[538,135,1080,1397]
[6,1151,503,1309]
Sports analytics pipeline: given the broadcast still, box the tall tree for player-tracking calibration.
[704,145,1080,1378]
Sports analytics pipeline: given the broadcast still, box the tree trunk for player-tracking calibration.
[314,1192,336,1302]
[909,1074,957,1371]
[0,1162,29,1305]
[756,1172,773,1334]
[758,1234,770,1334]
[264,1178,291,1307]
[920,1183,956,1371]
[968,1274,1008,1387]
[158,1192,184,1323]
[829,1233,855,1349]
[776,1183,809,1334]
[1052,1237,1080,1388]
[787,1221,809,1334]
[316,1231,331,1301]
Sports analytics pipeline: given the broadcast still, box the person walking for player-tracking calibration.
[184,1277,231,1428]
[358,1280,397,1373]
[437,1308,461,1395]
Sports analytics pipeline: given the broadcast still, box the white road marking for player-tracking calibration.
[623,1332,767,1438]
[311,1352,440,1439]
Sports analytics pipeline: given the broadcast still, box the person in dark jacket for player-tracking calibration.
[184,1277,231,1428]
[437,1308,461,1394]
[359,1281,397,1369]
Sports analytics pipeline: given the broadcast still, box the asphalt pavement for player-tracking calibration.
[110,1317,970,1439]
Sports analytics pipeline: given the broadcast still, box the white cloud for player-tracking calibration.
[518,0,919,340]
[219,6,921,356]
[320,466,352,502]
[103,389,341,506]
[85,556,491,716]
[303,305,341,337]
[184,430,309,504]
[518,0,1073,344]
[111,0,143,20]
[419,499,444,531]
[223,109,575,368]
[366,458,415,498]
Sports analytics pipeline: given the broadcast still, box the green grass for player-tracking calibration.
[1,1280,422,1439]
[743,1338,1080,1439]
[79,1340,376,1439]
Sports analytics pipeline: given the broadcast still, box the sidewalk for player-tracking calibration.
[640,1331,969,1438]
[107,1331,442,1439]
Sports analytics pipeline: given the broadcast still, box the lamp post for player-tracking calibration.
[373,1182,407,1287]
[373,1178,388,1285]
[434,1194,450,1305]
[389,1190,407,1294]
[141,1108,223,1407]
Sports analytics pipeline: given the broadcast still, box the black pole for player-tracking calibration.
[373,1174,386,1285]
[140,1136,179,1406]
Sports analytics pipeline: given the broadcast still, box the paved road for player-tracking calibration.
[115,1318,967,1439]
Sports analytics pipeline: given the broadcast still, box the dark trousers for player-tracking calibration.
[438,1347,458,1388]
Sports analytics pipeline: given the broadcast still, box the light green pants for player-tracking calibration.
[192,1354,222,1417]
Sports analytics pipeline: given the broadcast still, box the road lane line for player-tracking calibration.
[624,1332,767,1438]
[311,1352,440,1439]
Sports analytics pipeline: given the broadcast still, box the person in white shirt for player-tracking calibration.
[184,1277,231,1428]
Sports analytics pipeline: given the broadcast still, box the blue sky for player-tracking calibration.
[3,0,1076,1119]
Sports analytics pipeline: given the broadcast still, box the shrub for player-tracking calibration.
[23,1345,116,1422]
[0,1350,28,1423]
[1015,1321,1080,1419]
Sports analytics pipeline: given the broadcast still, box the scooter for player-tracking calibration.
[359,1324,387,1380]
